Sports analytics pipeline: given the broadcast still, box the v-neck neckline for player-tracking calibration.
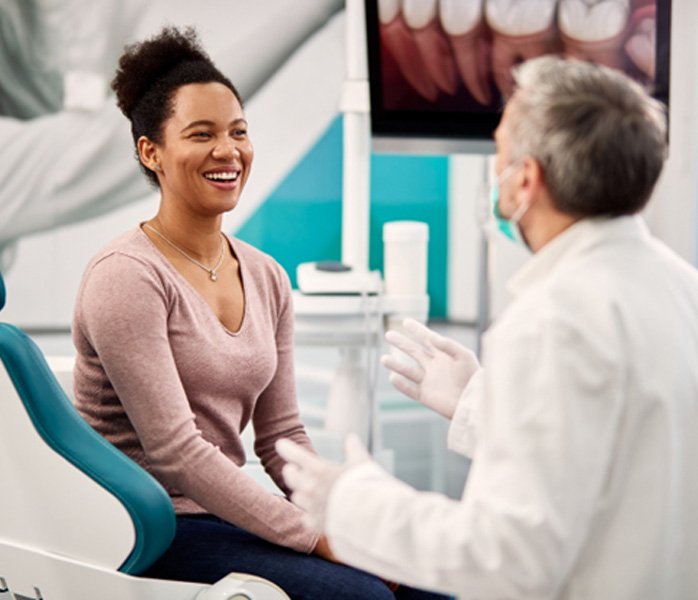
[138,225,248,336]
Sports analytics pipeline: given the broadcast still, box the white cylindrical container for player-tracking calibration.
[382,221,429,296]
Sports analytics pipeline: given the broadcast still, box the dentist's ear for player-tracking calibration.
[517,156,545,206]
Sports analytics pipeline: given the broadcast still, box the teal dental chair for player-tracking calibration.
[0,273,288,600]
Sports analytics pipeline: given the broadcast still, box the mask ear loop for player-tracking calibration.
[508,198,530,225]
[507,157,536,227]
[491,161,532,250]
[495,161,520,187]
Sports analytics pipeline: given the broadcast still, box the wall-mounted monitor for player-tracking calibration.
[365,0,671,155]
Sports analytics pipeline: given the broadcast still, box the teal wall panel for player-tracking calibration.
[237,116,449,317]
[238,118,344,278]
[368,154,448,317]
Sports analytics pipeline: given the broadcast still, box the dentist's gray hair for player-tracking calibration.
[505,56,667,217]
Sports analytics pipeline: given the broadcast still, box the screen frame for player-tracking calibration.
[365,0,672,155]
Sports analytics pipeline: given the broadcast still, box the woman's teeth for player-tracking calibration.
[204,172,238,181]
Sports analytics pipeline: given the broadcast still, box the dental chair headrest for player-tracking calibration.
[0,272,5,311]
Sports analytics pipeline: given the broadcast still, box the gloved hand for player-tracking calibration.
[381,318,480,419]
[276,434,371,532]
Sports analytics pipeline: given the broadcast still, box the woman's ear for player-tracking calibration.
[137,136,161,173]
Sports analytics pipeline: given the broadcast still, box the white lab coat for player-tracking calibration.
[325,216,698,599]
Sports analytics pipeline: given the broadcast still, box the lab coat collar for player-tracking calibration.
[507,214,649,298]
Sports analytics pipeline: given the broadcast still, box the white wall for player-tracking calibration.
[644,0,698,265]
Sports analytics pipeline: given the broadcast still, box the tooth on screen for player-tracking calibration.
[378,0,401,24]
[624,8,656,79]
[402,0,438,29]
[625,31,654,73]
[380,8,440,101]
[401,0,457,95]
[485,0,557,36]
[411,20,459,95]
[449,26,492,106]
[439,0,490,104]
[558,0,630,41]
[484,0,560,99]
[439,0,483,36]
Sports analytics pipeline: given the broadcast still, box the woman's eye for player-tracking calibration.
[191,131,211,139]
[232,129,248,138]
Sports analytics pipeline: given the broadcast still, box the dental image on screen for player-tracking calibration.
[367,0,668,142]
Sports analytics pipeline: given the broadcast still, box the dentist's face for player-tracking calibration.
[155,82,254,218]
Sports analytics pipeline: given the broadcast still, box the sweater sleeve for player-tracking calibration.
[76,253,319,553]
[252,263,316,496]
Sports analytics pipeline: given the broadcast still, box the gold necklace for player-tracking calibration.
[143,223,226,282]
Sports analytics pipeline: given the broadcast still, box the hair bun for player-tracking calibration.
[112,26,211,118]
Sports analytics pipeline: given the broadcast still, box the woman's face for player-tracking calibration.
[154,81,253,217]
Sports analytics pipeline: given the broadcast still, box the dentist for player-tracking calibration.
[278,56,698,599]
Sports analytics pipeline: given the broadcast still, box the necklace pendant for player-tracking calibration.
[210,271,218,282]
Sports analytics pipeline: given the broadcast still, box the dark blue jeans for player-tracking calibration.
[141,515,450,600]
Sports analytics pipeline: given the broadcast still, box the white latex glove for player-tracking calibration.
[381,318,480,419]
[276,434,371,532]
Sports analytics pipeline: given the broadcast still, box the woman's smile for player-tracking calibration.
[202,166,242,191]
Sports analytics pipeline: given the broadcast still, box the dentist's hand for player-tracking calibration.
[277,434,371,532]
[381,318,479,419]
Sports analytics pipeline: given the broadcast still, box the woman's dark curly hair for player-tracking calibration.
[111,26,242,187]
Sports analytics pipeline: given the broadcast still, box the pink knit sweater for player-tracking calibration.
[73,227,319,553]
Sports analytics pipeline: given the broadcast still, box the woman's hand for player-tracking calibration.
[312,534,339,562]
[314,534,400,592]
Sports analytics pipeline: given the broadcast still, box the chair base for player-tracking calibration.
[0,541,289,600]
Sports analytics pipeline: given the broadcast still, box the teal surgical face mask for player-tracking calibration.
[490,162,529,248]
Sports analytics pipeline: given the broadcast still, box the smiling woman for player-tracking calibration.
[70,25,446,600]
[139,82,252,222]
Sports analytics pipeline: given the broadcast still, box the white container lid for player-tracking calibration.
[382,221,429,242]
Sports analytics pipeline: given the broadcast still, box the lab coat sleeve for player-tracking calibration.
[447,367,485,458]
[324,314,623,598]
